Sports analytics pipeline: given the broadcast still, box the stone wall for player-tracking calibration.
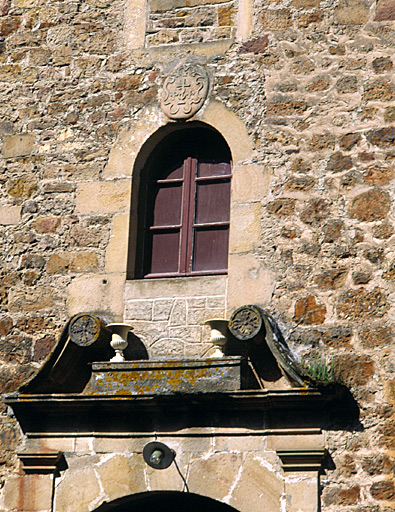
[146,0,236,46]
[0,0,395,510]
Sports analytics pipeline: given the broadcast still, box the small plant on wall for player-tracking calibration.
[302,354,342,385]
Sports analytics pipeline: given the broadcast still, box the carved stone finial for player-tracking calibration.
[160,63,209,120]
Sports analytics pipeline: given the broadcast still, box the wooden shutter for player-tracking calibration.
[139,128,231,278]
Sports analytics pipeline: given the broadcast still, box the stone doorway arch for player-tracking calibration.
[93,491,241,512]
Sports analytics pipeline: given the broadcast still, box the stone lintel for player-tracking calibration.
[277,449,326,472]
[18,452,65,474]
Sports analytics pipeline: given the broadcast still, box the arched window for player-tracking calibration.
[134,126,232,278]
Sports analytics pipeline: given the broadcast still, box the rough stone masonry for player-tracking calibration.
[0,0,395,510]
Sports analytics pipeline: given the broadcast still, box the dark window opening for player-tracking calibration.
[135,127,232,278]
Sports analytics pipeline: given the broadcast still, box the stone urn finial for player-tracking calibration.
[205,319,228,357]
[106,323,133,362]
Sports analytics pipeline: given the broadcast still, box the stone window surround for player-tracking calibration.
[123,0,253,50]
[68,100,274,323]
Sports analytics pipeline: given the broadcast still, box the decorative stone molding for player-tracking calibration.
[277,449,326,472]
[18,452,65,474]
[160,63,209,120]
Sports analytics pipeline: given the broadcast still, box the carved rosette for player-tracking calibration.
[228,305,263,341]
[160,63,209,120]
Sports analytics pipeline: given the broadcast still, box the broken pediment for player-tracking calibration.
[4,308,358,435]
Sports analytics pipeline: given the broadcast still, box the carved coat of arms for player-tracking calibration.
[160,63,210,120]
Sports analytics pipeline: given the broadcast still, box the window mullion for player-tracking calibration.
[179,157,193,274]
[180,157,196,274]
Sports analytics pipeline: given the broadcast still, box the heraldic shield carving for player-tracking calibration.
[160,63,210,120]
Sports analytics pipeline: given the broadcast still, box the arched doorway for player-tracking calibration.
[94,491,241,512]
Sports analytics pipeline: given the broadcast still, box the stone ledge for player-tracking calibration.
[277,449,326,472]
[18,452,65,474]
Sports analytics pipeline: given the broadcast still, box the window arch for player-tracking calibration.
[133,126,232,278]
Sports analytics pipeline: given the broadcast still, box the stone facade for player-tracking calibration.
[0,0,395,510]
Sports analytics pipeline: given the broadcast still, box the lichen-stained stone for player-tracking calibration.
[96,454,147,503]
[2,133,35,158]
[230,455,284,512]
[75,180,131,215]
[55,464,102,512]
[7,177,37,198]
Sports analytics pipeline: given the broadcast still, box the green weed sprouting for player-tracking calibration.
[302,354,342,384]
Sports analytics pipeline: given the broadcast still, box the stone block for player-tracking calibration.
[375,0,395,20]
[96,454,147,502]
[125,274,226,300]
[286,479,319,512]
[125,300,153,321]
[334,0,369,24]
[293,296,326,325]
[232,164,270,203]
[105,215,129,272]
[2,133,35,158]
[266,198,296,217]
[2,474,53,512]
[32,216,61,234]
[67,274,125,319]
[187,452,245,501]
[366,127,395,146]
[229,202,261,252]
[55,465,101,512]
[227,254,274,310]
[200,100,253,165]
[46,252,98,273]
[150,0,229,11]
[230,455,284,512]
[337,287,389,320]
[94,437,149,453]
[8,288,55,312]
[0,205,21,225]
[267,433,324,451]
[348,189,391,221]
[261,9,292,30]
[153,299,174,320]
[75,180,131,215]
[103,108,163,179]
[169,299,187,325]
[150,337,185,358]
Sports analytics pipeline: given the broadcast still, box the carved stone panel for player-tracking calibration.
[160,63,209,120]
